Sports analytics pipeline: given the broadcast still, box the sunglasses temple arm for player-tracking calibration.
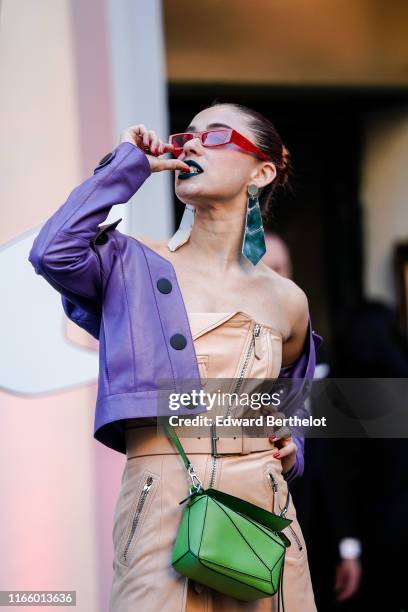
[232,131,269,161]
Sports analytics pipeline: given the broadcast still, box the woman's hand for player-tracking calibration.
[269,430,297,474]
[335,558,362,601]
[119,124,191,174]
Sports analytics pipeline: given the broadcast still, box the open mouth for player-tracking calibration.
[178,159,204,180]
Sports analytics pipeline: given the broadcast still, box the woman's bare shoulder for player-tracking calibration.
[130,235,169,256]
[260,265,307,306]
[259,266,309,331]
[278,275,308,317]
[255,268,310,364]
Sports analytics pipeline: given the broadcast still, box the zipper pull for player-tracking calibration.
[143,477,154,493]
[288,524,303,551]
[269,472,278,492]
[279,489,290,518]
[253,323,262,359]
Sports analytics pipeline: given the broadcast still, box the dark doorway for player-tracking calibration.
[168,84,408,361]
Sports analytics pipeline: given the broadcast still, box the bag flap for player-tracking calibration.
[197,488,293,533]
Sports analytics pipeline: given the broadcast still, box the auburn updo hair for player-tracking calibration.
[205,100,293,223]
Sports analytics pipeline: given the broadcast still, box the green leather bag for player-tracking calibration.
[164,423,292,609]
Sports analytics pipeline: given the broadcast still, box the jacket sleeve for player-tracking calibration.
[28,142,152,321]
[278,317,323,485]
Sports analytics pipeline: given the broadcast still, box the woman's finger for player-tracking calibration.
[155,141,164,155]
[134,126,151,147]
[135,124,147,135]
[147,130,158,146]
[161,140,173,152]
[130,124,147,141]
[151,158,191,173]
[127,126,146,147]
[142,131,150,147]
[119,126,187,170]
[152,142,176,156]
[275,441,296,458]
[149,137,160,155]
[153,138,166,155]
[271,432,293,449]
[271,426,292,442]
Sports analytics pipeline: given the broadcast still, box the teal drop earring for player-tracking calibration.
[241,184,266,266]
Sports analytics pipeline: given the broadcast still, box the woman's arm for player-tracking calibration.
[28,124,190,316]
[275,302,324,484]
[281,435,304,482]
[28,142,152,315]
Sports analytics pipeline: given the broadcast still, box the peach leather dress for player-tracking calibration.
[108,312,317,612]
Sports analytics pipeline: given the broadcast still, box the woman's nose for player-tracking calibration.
[182,137,202,158]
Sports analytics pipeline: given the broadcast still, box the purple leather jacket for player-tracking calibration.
[28,142,323,483]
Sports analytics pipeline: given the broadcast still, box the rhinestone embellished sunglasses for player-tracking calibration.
[169,128,270,161]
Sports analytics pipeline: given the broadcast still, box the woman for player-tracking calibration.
[28,100,321,611]
[111,102,320,611]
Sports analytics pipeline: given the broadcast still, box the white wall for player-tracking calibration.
[0,1,171,610]
[106,0,173,239]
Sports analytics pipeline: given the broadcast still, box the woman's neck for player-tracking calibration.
[184,201,251,272]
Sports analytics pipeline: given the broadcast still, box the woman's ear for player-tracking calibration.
[250,162,277,189]
[260,162,277,188]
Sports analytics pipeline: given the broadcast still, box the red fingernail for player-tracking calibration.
[273,452,280,458]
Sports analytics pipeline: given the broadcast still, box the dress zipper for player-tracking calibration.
[268,472,278,513]
[278,488,303,551]
[120,475,154,564]
[269,472,287,612]
[209,322,262,489]
[208,424,217,489]
[287,523,303,551]
[225,322,262,419]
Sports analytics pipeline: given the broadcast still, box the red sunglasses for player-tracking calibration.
[168,128,270,161]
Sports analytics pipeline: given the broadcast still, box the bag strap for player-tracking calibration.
[163,422,204,493]
[163,422,191,470]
